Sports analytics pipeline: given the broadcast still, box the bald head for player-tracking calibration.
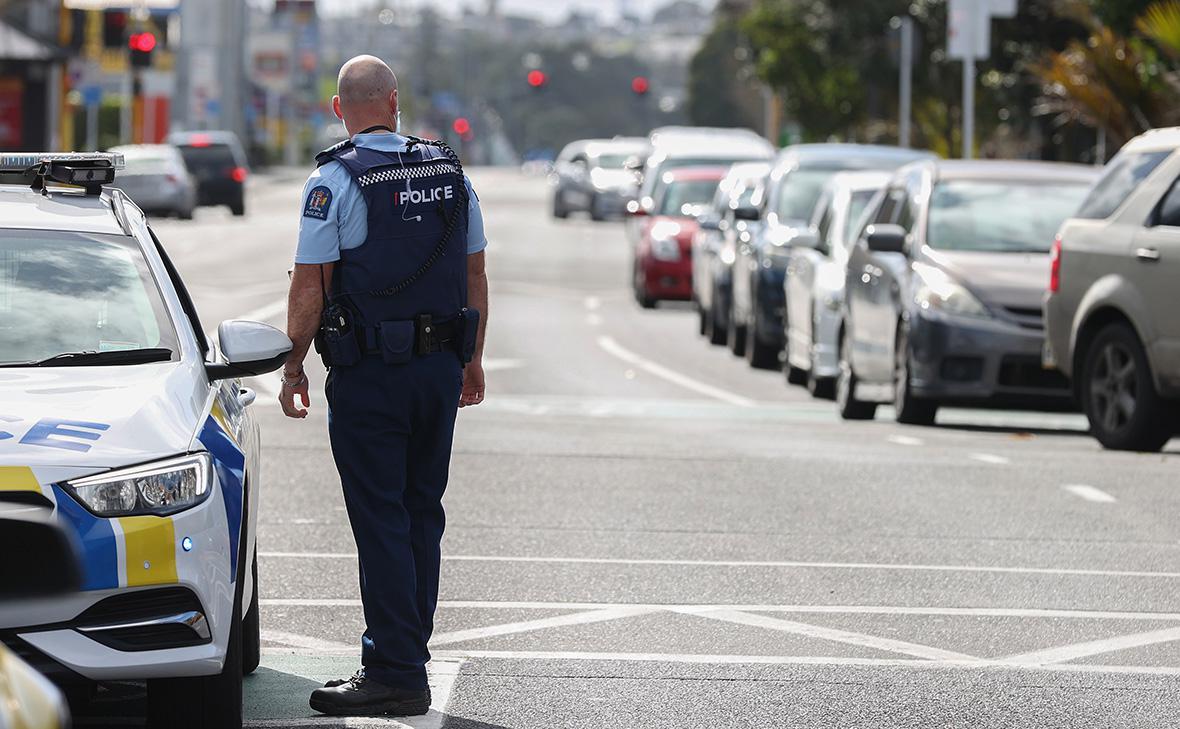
[333,55,399,136]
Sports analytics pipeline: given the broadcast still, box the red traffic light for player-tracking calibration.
[452,117,471,136]
[129,32,157,53]
[631,76,650,95]
[526,69,547,88]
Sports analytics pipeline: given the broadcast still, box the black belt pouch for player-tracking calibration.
[460,308,480,364]
[379,321,415,364]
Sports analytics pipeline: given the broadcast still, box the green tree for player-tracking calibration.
[686,6,763,129]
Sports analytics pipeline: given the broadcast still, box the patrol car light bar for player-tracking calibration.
[0,152,124,194]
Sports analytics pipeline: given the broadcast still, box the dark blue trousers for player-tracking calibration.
[326,352,463,690]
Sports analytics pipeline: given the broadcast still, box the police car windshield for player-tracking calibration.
[0,230,179,366]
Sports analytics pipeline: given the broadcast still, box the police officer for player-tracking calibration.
[279,55,488,717]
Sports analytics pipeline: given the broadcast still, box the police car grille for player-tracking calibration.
[357,162,458,187]
[76,586,203,625]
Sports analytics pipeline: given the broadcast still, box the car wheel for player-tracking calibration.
[837,325,877,421]
[894,324,937,426]
[808,373,836,400]
[590,194,607,221]
[147,584,244,729]
[728,314,747,357]
[230,201,246,217]
[552,194,569,219]
[745,311,779,370]
[633,263,656,309]
[697,302,708,336]
[241,547,260,675]
[179,208,194,221]
[1081,323,1175,452]
[707,287,729,346]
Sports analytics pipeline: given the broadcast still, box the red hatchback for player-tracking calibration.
[630,167,727,308]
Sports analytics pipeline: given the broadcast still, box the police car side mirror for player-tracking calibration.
[207,320,293,381]
[0,504,83,599]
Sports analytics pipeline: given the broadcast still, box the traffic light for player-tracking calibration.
[631,76,650,96]
[526,70,547,89]
[129,32,156,68]
[452,117,471,136]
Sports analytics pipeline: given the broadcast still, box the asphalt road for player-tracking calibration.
[81,168,1180,728]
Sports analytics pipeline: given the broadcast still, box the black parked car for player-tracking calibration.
[167,130,250,216]
[837,159,1098,423]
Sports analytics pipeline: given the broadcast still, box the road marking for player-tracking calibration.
[261,629,354,653]
[260,552,1180,579]
[1063,484,1117,503]
[240,298,288,325]
[427,649,1180,676]
[482,358,525,373]
[688,609,980,662]
[431,607,655,646]
[584,296,601,311]
[1002,625,1180,666]
[887,435,924,446]
[969,453,1010,465]
[597,336,756,407]
[258,599,1180,622]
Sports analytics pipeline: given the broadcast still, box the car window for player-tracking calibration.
[0,230,179,364]
[814,203,835,257]
[1075,150,1170,220]
[843,189,878,248]
[176,144,237,175]
[874,186,906,226]
[1153,177,1180,227]
[774,169,836,223]
[594,154,631,169]
[926,180,1090,253]
[656,179,721,216]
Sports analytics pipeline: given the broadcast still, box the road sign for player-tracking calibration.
[947,0,1018,60]
[81,85,102,106]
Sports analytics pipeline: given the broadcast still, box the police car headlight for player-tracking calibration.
[65,454,212,517]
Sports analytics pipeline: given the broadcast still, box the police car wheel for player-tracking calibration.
[146,600,244,729]
[242,547,261,676]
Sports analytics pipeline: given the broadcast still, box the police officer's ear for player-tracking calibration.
[332,96,344,121]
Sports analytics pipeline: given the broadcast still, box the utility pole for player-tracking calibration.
[898,15,913,149]
[946,0,1016,160]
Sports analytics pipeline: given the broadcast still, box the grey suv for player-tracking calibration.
[1045,127,1180,451]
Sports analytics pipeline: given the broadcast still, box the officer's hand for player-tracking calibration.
[460,362,485,408]
[280,373,311,418]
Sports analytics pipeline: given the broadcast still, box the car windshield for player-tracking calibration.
[844,189,878,244]
[775,169,838,222]
[0,230,178,365]
[176,144,236,174]
[658,179,721,216]
[926,180,1090,253]
[594,154,632,169]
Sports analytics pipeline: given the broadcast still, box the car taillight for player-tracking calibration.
[165,174,179,184]
[230,167,247,183]
[1049,235,1062,293]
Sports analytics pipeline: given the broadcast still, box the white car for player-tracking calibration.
[783,171,892,397]
[0,153,291,729]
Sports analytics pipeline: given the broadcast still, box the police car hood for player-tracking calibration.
[0,362,206,471]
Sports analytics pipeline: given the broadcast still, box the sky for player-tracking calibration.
[296,0,714,23]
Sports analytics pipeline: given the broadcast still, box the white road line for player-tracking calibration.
[259,552,1180,579]
[969,453,1010,465]
[482,358,526,373]
[1002,625,1180,666]
[691,609,979,662]
[887,435,924,446]
[428,649,1180,676]
[261,629,355,653]
[586,313,603,327]
[1063,484,1117,504]
[420,658,464,729]
[583,295,601,311]
[596,335,756,407]
[257,599,1180,622]
[431,607,655,647]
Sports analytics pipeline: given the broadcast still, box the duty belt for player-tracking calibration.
[358,315,463,357]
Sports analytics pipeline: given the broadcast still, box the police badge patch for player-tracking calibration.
[304,185,333,220]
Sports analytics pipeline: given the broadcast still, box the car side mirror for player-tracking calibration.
[865,224,908,254]
[0,505,82,598]
[733,205,760,222]
[207,319,293,381]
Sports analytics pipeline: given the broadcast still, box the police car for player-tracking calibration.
[0,153,292,729]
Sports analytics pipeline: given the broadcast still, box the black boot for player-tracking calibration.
[309,675,431,717]
[323,669,363,688]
